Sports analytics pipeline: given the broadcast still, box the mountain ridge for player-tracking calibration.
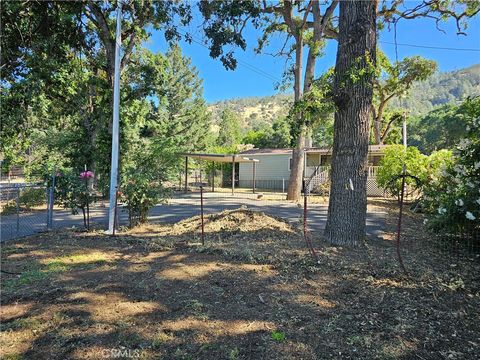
[208,63,480,128]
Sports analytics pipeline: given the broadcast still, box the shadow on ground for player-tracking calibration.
[1,209,479,360]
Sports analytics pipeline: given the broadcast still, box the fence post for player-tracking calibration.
[16,188,20,234]
[47,171,56,230]
[113,186,119,236]
[200,185,205,245]
[282,178,285,193]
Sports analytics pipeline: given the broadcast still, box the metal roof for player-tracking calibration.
[179,153,259,163]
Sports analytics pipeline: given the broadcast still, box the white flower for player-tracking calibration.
[438,207,447,215]
[476,199,480,206]
[457,138,471,150]
[466,125,470,131]
[465,211,476,221]
[423,219,429,225]
[467,182,475,188]
[475,161,480,170]
[455,199,464,206]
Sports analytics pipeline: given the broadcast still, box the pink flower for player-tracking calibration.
[80,170,94,179]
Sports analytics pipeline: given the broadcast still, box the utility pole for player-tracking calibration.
[107,0,123,234]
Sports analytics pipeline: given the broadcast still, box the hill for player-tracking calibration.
[208,64,480,126]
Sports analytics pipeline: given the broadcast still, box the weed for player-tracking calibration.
[152,331,174,349]
[229,347,240,359]
[271,330,286,342]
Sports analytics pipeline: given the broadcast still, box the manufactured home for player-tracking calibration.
[238,145,388,196]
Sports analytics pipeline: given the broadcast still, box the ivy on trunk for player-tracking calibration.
[324,0,377,246]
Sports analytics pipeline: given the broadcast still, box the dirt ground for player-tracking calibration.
[1,203,479,360]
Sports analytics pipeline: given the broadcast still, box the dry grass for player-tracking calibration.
[1,206,479,359]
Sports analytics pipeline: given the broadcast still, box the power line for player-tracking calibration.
[177,29,282,83]
[380,41,480,52]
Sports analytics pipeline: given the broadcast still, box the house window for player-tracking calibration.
[289,158,292,170]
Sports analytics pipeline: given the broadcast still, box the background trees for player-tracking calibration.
[217,109,243,149]
[199,0,338,200]
[372,52,437,144]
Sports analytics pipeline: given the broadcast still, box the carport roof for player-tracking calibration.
[180,153,259,163]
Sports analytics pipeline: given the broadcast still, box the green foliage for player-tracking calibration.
[218,108,242,148]
[377,145,428,198]
[270,330,286,342]
[54,170,93,216]
[120,139,175,227]
[19,188,45,210]
[372,51,437,144]
[389,64,480,115]
[409,99,475,154]
[242,117,292,148]
[422,97,480,233]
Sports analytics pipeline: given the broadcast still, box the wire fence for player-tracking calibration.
[5,172,475,263]
[1,183,50,241]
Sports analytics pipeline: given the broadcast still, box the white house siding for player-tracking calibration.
[239,153,291,190]
[238,150,387,196]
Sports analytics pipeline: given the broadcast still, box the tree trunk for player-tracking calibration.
[324,0,377,246]
[287,130,306,200]
[286,34,304,201]
[373,115,382,144]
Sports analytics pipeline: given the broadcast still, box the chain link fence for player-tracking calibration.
[1,183,50,241]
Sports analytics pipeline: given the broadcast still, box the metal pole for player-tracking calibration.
[47,170,56,230]
[85,165,90,231]
[184,156,188,193]
[252,161,256,194]
[107,0,123,234]
[220,163,223,188]
[231,155,236,195]
[395,111,408,274]
[16,188,20,234]
[200,186,205,245]
[211,161,215,192]
[113,186,118,236]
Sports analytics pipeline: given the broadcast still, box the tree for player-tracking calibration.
[199,0,339,200]
[270,117,293,148]
[408,103,470,154]
[325,0,479,245]
[372,52,437,144]
[146,45,214,152]
[323,0,377,246]
[218,109,242,148]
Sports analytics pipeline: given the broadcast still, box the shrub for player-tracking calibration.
[120,170,169,227]
[422,97,480,233]
[54,170,94,227]
[120,142,175,227]
[19,188,45,210]
[377,145,428,199]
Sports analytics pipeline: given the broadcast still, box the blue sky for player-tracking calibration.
[145,8,480,103]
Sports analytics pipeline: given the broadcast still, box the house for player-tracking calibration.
[238,145,388,196]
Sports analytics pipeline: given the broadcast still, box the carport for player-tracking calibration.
[180,153,259,194]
